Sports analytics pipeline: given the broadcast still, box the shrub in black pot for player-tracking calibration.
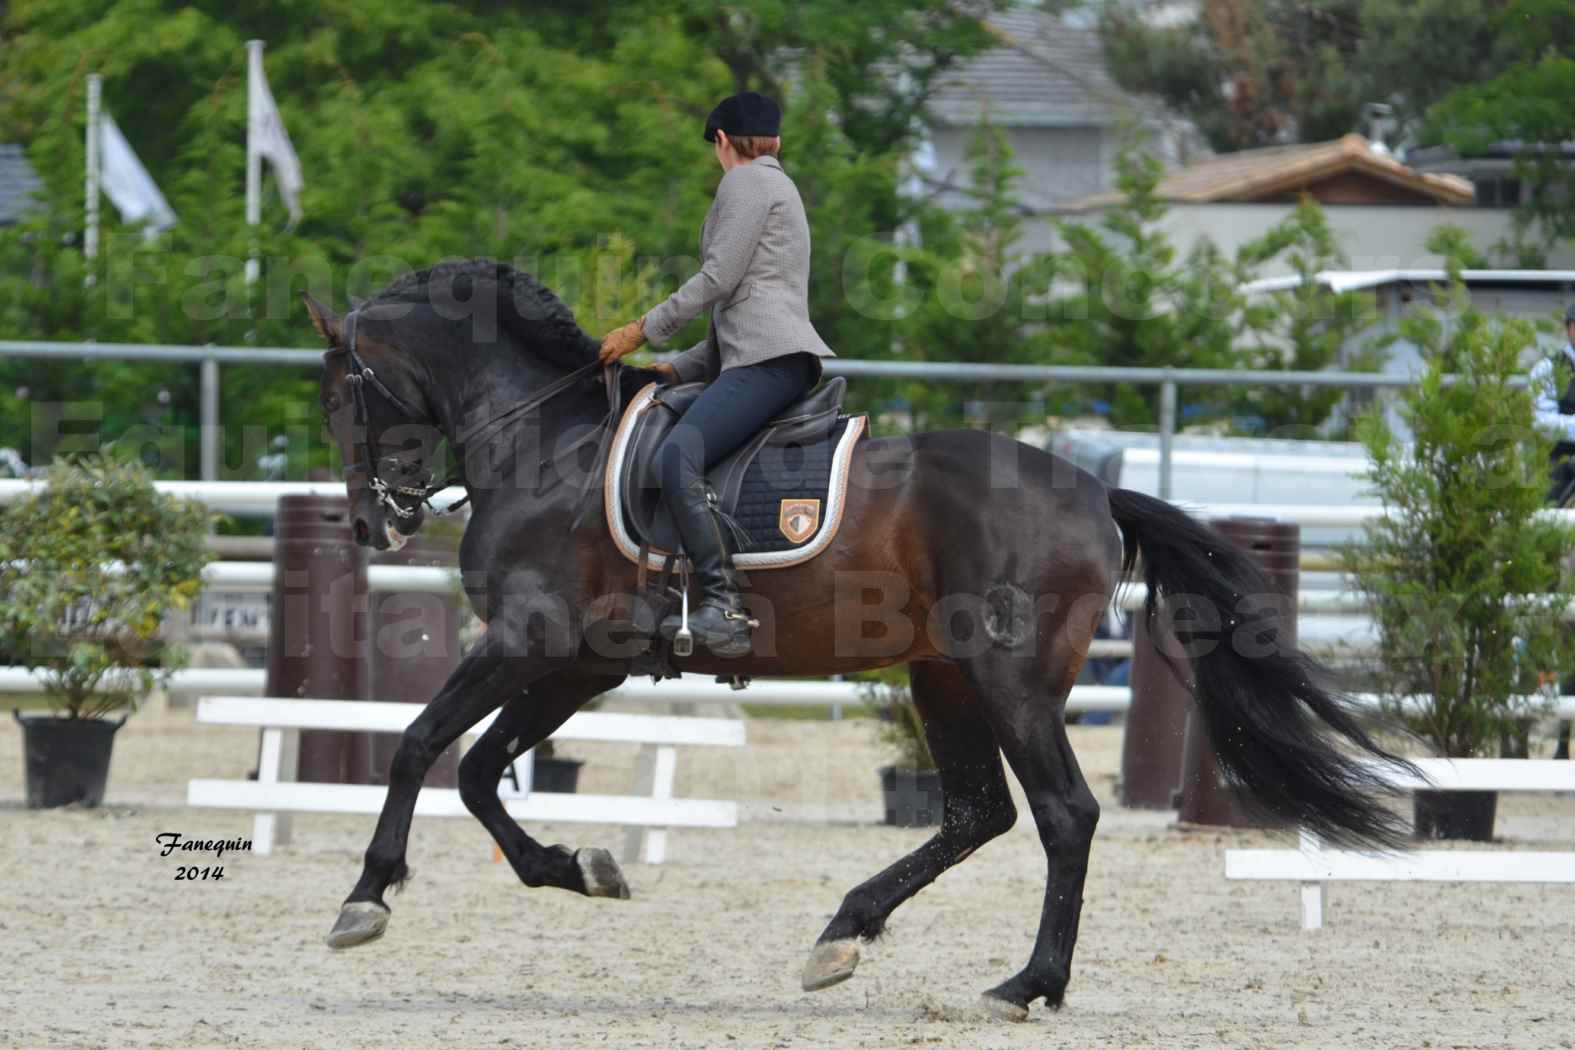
[863,680,942,827]
[531,740,583,793]
[0,454,212,807]
[1341,269,1573,841]
[879,764,944,827]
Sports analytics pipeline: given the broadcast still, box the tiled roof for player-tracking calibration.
[1069,134,1475,208]
[0,144,42,224]
[927,7,1139,128]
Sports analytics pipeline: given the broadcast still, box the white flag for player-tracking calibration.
[97,111,177,233]
[247,40,304,225]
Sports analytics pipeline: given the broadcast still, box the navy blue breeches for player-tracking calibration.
[656,352,820,497]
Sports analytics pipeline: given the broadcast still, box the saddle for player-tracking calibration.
[603,377,867,570]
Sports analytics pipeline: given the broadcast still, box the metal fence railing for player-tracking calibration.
[2,338,1482,498]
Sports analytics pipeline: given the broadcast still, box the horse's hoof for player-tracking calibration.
[975,993,1030,1023]
[575,848,631,900]
[801,939,860,991]
[326,901,390,950]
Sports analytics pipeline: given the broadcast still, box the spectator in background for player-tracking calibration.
[1532,302,1575,507]
[1530,302,1575,760]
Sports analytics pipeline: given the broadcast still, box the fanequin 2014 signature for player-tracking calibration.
[156,832,251,881]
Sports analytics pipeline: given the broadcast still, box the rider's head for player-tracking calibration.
[704,91,781,172]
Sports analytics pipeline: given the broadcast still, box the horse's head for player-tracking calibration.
[304,294,444,551]
[305,261,649,548]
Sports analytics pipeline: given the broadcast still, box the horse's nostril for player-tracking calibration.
[353,518,371,544]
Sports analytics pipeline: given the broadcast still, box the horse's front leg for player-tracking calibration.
[326,623,559,949]
[457,668,629,899]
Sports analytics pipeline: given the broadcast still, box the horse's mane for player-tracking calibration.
[370,259,600,371]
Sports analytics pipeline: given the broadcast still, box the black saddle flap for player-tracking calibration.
[621,376,849,552]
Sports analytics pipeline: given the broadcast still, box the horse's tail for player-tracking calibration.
[1107,487,1416,849]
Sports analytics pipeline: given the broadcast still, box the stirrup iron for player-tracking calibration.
[673,561,694,657]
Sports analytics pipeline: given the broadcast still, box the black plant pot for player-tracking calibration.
[880,766,944,827]
[532,756,584,794]
[1413,789,1498,842]
[16,713,125,808]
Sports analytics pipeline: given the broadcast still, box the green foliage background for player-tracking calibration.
[3,0,1554,475]
[0,0,1007,474]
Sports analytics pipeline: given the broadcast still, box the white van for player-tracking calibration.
[1047,429,1378,548]
[1047,430,1381,654]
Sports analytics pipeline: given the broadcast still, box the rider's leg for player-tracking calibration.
[655,352,818,655]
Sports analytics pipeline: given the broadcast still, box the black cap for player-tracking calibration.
[703,91,781,143]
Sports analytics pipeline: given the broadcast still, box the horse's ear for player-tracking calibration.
[303,293,341,347]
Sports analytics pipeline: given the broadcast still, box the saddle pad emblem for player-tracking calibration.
[779,498,822,543]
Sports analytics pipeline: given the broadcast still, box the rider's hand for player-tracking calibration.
[598,319,646,365]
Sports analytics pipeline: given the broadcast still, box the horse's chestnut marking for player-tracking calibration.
[983,582,1032,647]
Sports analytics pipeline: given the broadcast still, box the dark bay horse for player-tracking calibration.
[305,260,1409,1020]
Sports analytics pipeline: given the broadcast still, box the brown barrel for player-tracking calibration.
[1176,517,1300,828]
[266,495,369,783]
[355,519,466,787]
[1118,608,1194,809]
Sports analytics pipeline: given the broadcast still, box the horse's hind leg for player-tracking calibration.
[964,626,1102,1021]
[802,659,1017,992]
[457,669,630,899]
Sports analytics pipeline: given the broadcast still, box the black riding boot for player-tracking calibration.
[660,477,756,658]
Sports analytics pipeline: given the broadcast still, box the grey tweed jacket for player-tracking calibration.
[641,154,834,384]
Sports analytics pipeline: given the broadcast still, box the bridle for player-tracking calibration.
[332,309,441,520]
[327,307,617,523]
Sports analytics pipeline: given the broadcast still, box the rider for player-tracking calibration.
[598,91,835,656]
[1534,302,1575,506]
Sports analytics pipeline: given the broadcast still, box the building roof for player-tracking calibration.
[1242,269,1575,295]
[1071,134,1475,209]
[0,144,42,225]
[927,8,1140,128]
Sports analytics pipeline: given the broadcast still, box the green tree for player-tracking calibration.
[1341,272,1571,757]
[787,60,905,397]
[1099,0,1369,151]
[890,116,1061,430]
[1047,139,1241,426]
[1231,198,1383,435]
[1436,10,1575,256]
[693,0,1009,156]
[0,1,732,473]
[1098,0,1536,152]
[1043,140,1388,434]
[1098,0,1575,255]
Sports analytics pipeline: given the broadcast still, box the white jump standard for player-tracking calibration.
[1226,758,1575,928]
[186,696,744,866]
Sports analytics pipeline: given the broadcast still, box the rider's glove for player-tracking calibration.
[598,318,646,365]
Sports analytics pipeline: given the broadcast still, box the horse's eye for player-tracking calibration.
[323,394,341,412]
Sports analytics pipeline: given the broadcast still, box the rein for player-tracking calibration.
[331,307,619,523]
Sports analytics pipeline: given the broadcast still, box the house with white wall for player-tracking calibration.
[917,5,1198,219]
[0,145,42,226]
[1064,133,1575,275]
